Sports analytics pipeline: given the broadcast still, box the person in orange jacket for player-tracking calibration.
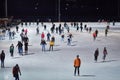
[74,55,81,76]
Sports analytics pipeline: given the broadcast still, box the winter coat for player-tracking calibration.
[94,49,99,56]
[0,52,5,61]
[49,41,54,46]
[74,58,81,67]
[12,66,21,76]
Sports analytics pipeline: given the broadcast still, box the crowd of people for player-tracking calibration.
[0,21,112,79]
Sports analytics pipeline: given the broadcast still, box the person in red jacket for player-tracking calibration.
[74,55,81,76]
[41,32,45,40]
[12,64,21,80]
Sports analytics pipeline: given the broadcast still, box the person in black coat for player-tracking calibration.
[12,64,21,80]
[0,50,5,68]
[16,41,23,56]
[94,48,99,62]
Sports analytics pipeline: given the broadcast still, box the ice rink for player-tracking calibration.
[0,22,120,80]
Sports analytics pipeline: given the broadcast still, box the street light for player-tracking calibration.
[5,0,8,17]
[58,0,61,22]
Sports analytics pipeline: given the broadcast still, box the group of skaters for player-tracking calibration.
[73,47,108,76]
[40,32,55,51]
[0,21,112,80]
[0,27,16,40]
[94,47,108,62]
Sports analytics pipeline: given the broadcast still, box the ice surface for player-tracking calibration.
[0,22,120,80]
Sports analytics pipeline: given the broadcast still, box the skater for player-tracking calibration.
[103,47,108,61]
[47,32,51,41]
[67,37,71,45]
[24,29,28,35]
[16,41,23,56]
[94,48,99,62]
[44,25,46,30]
[89,27,92,33]
[40,39,47,51]
[36,27,39,34]
[58,24,62,35]
[105,28,108,37]
[49,40,54,51]
[10,44,14,57]
[16,26,19,32]
[61,34,65,41]
[12,64,21,80]
[95,29,98,37]
[93,32,96,40]
[80,25,83,32]
[41,32,45,40]
[0,50,5,68]
[76,25,79,31]
[74,55,81,76]
[24,36,29,54]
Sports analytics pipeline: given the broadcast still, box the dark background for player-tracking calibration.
[0,0,120,22]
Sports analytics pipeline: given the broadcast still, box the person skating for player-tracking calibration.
[16,26,19,32]
[49,40,54,51]
[24,36,29,54]
[93,32,96,40]
[74,55,81,76]
[105,28,108,37]
[41,32,45,40]
[94,48,99,62]
[47,32,51,41]
[103,47,108,61]
[40,39,47,51]
[61,34,65,41]
[0,50,5,68]
[10,44,14,57]
[89,27,92,33]
[16,41,23,56]
[12,64,21,80]
[95,29,98,37]
[36,27,39,35]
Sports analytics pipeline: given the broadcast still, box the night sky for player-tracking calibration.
[0,0,120,21]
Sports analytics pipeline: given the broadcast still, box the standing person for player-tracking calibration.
[24,36,29,54]
[76,25,79,31]
[49,40,54,51]
[47,32,51,41]
[12,64,21,80]
[36,27,39,35]
[41,32,45,40]
[94,48,99,62]
[24,29,28,35]
[103,47,108,61]
[95,29,98,37]
[40,39,47,51]
[89,27,92,33]
[16,26,19,32]
[67,37,71,45]
[10,44,14,57]
[93,32,96,41]
[74,55,81,76]
[105,28,108,37]
[0,50,5,68]
[80,25,83,32]
[61,34,65,41]
[16,41,23,56]
[44,25,46,30]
